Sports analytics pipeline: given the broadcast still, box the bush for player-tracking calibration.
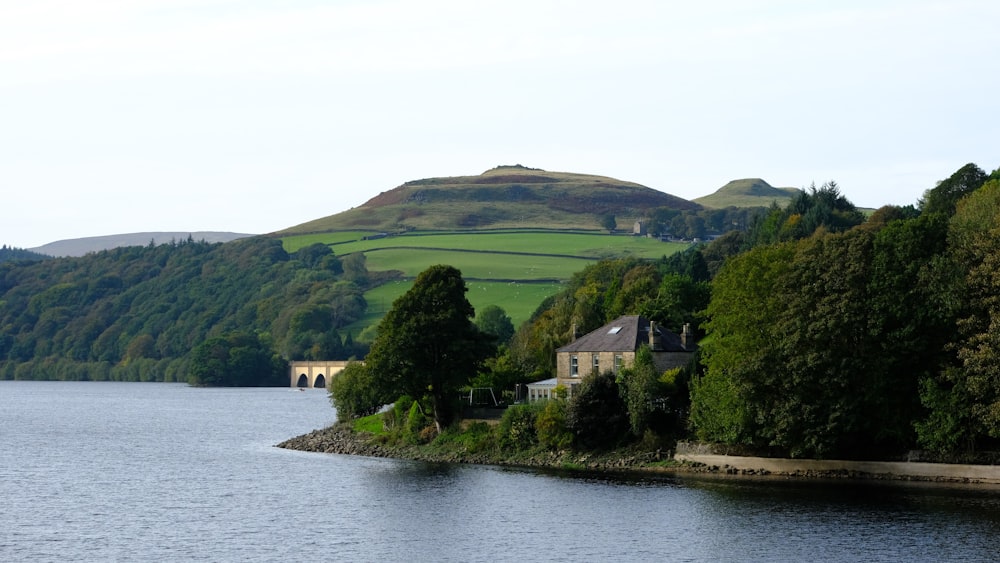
[535,399,572,450]
[405,401,431,444]
[382,395,415,432]
[498,403,541,450]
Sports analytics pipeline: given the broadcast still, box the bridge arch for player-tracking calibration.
[289,361,352,389]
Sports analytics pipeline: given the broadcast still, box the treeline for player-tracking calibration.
[0,237,376,383]
[0,245,51,264]
[496,163,1000,459]
[642,205,766,240]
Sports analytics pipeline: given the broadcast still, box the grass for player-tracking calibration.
[327,231,685,259]
[360,248,587,280]
[282,229,688,339]
[343,279,563,338]
[281,231,377,253]
[353,413,386,434]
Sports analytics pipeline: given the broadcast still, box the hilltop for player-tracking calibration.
[278,165,700,235]
[694,178,800,209]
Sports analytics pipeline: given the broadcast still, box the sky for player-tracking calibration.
[3,0,998,249]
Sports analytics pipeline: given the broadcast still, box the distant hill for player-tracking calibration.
[694,178,800,209]
[277,165,700,235]
[30,232,256,257]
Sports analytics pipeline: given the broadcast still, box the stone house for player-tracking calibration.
[528,315,695,400]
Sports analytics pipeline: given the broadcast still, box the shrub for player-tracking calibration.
[404,401,431,444]
[535,399,572,450]
[498,403,541,450]
[382,395,415,432]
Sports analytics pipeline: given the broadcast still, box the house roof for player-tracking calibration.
[555,315,689,354]
[527,378,557,388]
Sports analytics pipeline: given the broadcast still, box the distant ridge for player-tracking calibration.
[694,178,800,209]
[30,232,256,257]
[278,165,700,235]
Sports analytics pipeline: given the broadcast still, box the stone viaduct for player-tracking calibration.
[289,360,351,388]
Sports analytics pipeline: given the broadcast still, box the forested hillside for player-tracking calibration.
[494,164,1000,459]
[0,237,372,383]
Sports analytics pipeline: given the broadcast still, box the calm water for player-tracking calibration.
[3,381,1000,562]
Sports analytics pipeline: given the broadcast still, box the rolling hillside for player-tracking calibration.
[281,229,689,337]
[694,178,800,209]
[277,165,700,235]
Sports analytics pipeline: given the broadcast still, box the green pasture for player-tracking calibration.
[360,248,590,280]
[344,279,563,341]
[328,231,686,259]
[282,229,687,339]
[282,231,375,253]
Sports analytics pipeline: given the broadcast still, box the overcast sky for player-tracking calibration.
[3,0,998,248]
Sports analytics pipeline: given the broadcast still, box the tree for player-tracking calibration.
[364,265,494,431]
[619,345,660,437]
[600,213,617,233]
[187,331,286,387]
[566,370,629,449]
[691,243,796,448]
[474,304,515,344]
[918,179,1000,453]
[295,242,334,268]
[919,163,989,217]
[329,362,381,422]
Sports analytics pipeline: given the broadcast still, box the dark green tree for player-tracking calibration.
[919,163,989,217]
[600,213,617,233]
[364,265,494,431]
[918,179,1000,453]
[566,370,629,449]
[295,242,334,268]
[474,304,515,344]
[329,362,382,422]
[619,344,660,437]
[691,243,796,448]
[187,331,286,387]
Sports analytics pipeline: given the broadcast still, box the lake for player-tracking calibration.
[3,381,1000,562]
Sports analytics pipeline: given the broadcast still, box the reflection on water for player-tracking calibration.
[3,381,1000,562]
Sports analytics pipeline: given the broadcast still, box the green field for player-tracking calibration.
[343,279,562,339]
[284,231,686,260]
[281,230,688,339]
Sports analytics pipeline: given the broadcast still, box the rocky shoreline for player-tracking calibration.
[276,424,664,471]
[276,425,1000,485]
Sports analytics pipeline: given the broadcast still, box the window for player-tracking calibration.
[592,354,600,373]
[608,326,622,334]
[570,355,578,377]
[614,354,624,374]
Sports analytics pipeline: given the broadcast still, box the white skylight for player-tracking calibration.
[608,327,622,334]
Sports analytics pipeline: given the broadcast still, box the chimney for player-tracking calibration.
[681,323,693,350]
[649,320,661,350]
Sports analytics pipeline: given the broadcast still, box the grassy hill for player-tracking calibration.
[281,229,689,338]
[277,165,700,235]
[694,178,800,209]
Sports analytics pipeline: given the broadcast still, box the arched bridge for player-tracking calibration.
[289,360,351,389]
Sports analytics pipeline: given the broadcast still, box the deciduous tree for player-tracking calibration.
[364,265,494,431]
